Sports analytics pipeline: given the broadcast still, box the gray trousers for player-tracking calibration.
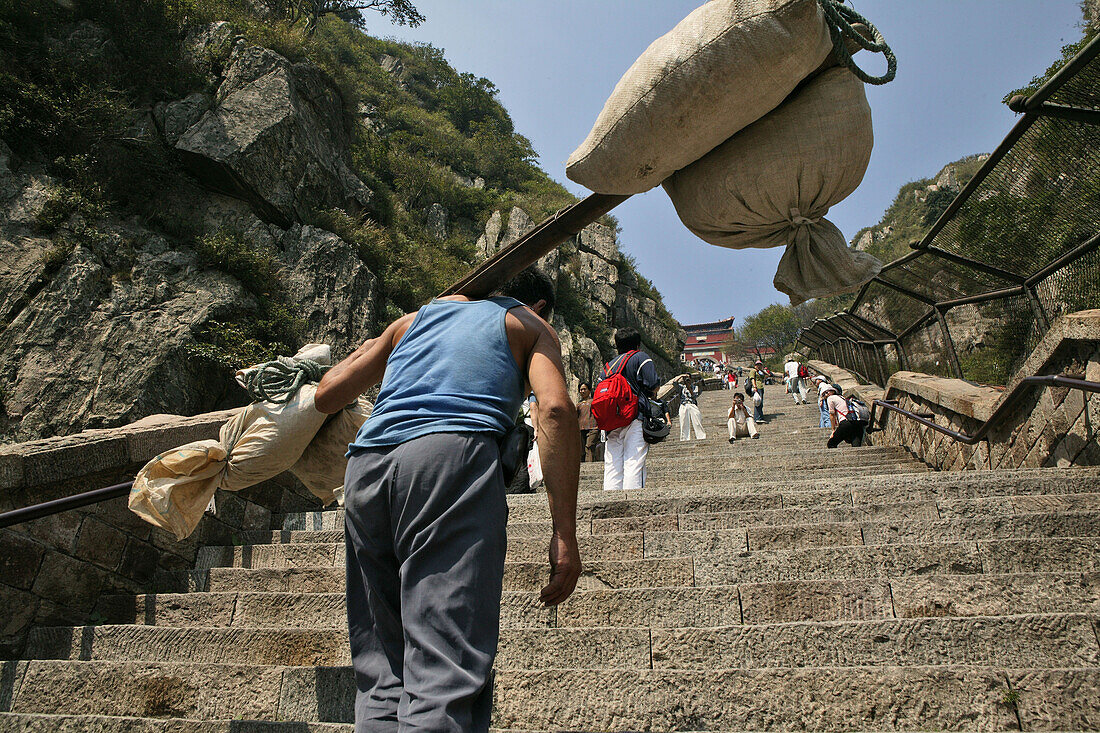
[344,432,508,732]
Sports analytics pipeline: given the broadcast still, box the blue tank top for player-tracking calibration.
[349,296,526,450]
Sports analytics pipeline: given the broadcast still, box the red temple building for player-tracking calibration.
[680,317,736,368]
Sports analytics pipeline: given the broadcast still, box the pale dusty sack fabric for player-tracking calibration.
[129,383,329,540]
[291,395,373,507]
[663,68,882,305]
[566,0,833,194]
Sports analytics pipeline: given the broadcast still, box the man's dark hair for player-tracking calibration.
[614,327,642,353]
[578,382,590,391]
[497,266,555,319]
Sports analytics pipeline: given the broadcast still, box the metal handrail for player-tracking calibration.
[868,374,1100,445]
[0,481,134,530]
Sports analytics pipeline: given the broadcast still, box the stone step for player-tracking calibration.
[161,538,1100,596]
[577,456,926,481]
[507,468,1100,523]
[198,511,1100,568]
[256,492,1100,540]
[98,572,1100,630]
[594,441,903,460]
[0,715,354,733]
[576,450,917,477]
[180,557,697,595]
[695,537,1100,585]
[279,470,1100,532]
[5,660,1098,729]
[24,614,1100,670]
[23,625,652,670]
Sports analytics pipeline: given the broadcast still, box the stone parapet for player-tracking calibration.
[0,410,320,659]
[850,310,1100,471]
[805,361,885,406]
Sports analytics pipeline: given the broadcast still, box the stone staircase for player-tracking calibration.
[2,390,1099,730]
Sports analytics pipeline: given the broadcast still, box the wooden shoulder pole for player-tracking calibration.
[439,193,631,298]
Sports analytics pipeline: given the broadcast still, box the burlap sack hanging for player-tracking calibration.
[567,0,833,195]
[663,67,882,304]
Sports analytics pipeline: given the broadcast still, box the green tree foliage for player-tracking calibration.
[266,0,424,35]
[735,304,802,361]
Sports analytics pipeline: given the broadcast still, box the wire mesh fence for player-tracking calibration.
[798,35,1100,387]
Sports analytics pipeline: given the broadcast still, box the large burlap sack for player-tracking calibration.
[663,68,882,305]
[566,0,833,195]
[291,395,373,507]
[128,382,328,540]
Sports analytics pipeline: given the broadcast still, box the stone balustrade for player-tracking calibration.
[0,408,321,658]
[810,310,1100,471]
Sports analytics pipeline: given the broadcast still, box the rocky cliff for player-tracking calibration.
[850,155,988,263]
[0,8,683,444]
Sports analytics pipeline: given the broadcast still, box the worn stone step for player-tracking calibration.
[503,468,1100,525]
[645,511,1100,555]
[256,493,1100,541]
[165,538,1100,597]
[195,532,648,567]
[578,445,910,471]
[0,715,606,733]
[97,571,1100,630]
[25,614,1100,672]
[6,660,1099,729]
[273,468,1100,531]
[577,461,930,490]
[185,557,696,595]
[493,667,1100,731]
[23,626,651,670]
[696,537,1100,585]
[0,715,354,732]
[201,511,1100,570]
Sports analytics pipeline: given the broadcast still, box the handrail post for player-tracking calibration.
[1024,284,1051,334]
[934,307,965,380]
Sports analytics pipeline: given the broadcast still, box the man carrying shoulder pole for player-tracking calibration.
[316,266,581,733]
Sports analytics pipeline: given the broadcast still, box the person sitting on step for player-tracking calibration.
[727,391,760,442]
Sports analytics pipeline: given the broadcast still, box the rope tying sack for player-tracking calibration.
[817,0,897,85]
[243,358,329,404]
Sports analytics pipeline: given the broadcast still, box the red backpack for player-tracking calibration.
[591,351,639,431]
[798,363,809,378]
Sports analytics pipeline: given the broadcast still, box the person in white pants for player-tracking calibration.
[784,357,806,405]
[600,328,661,491]
[603,419,648,491]
[727,392,760,441]
[676,376,706,441]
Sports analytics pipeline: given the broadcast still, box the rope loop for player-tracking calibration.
[817,0,897,85]
[244,358,330,404]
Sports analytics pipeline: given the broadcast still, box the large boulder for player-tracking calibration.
[0,222,254,442]
[280,224,378,355]
[175,44,372,226]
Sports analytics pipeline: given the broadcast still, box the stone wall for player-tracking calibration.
[813,310,1100,471]
[0,411,319,658]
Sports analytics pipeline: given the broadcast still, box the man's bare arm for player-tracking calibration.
[520,317,581,606]
[315,314,414,414]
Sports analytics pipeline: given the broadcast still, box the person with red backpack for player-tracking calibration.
[784,356,807,405]
[592,328,660,491]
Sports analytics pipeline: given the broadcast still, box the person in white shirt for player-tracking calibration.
[727,392,759,442]
[784,358,806,405]
[820,383,866,448]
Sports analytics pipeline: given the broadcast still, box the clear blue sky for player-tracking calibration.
[378,1,1085,325]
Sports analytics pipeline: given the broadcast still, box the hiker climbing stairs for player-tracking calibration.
[2,390,1099,730]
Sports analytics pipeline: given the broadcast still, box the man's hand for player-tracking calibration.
[540,529,581,606]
